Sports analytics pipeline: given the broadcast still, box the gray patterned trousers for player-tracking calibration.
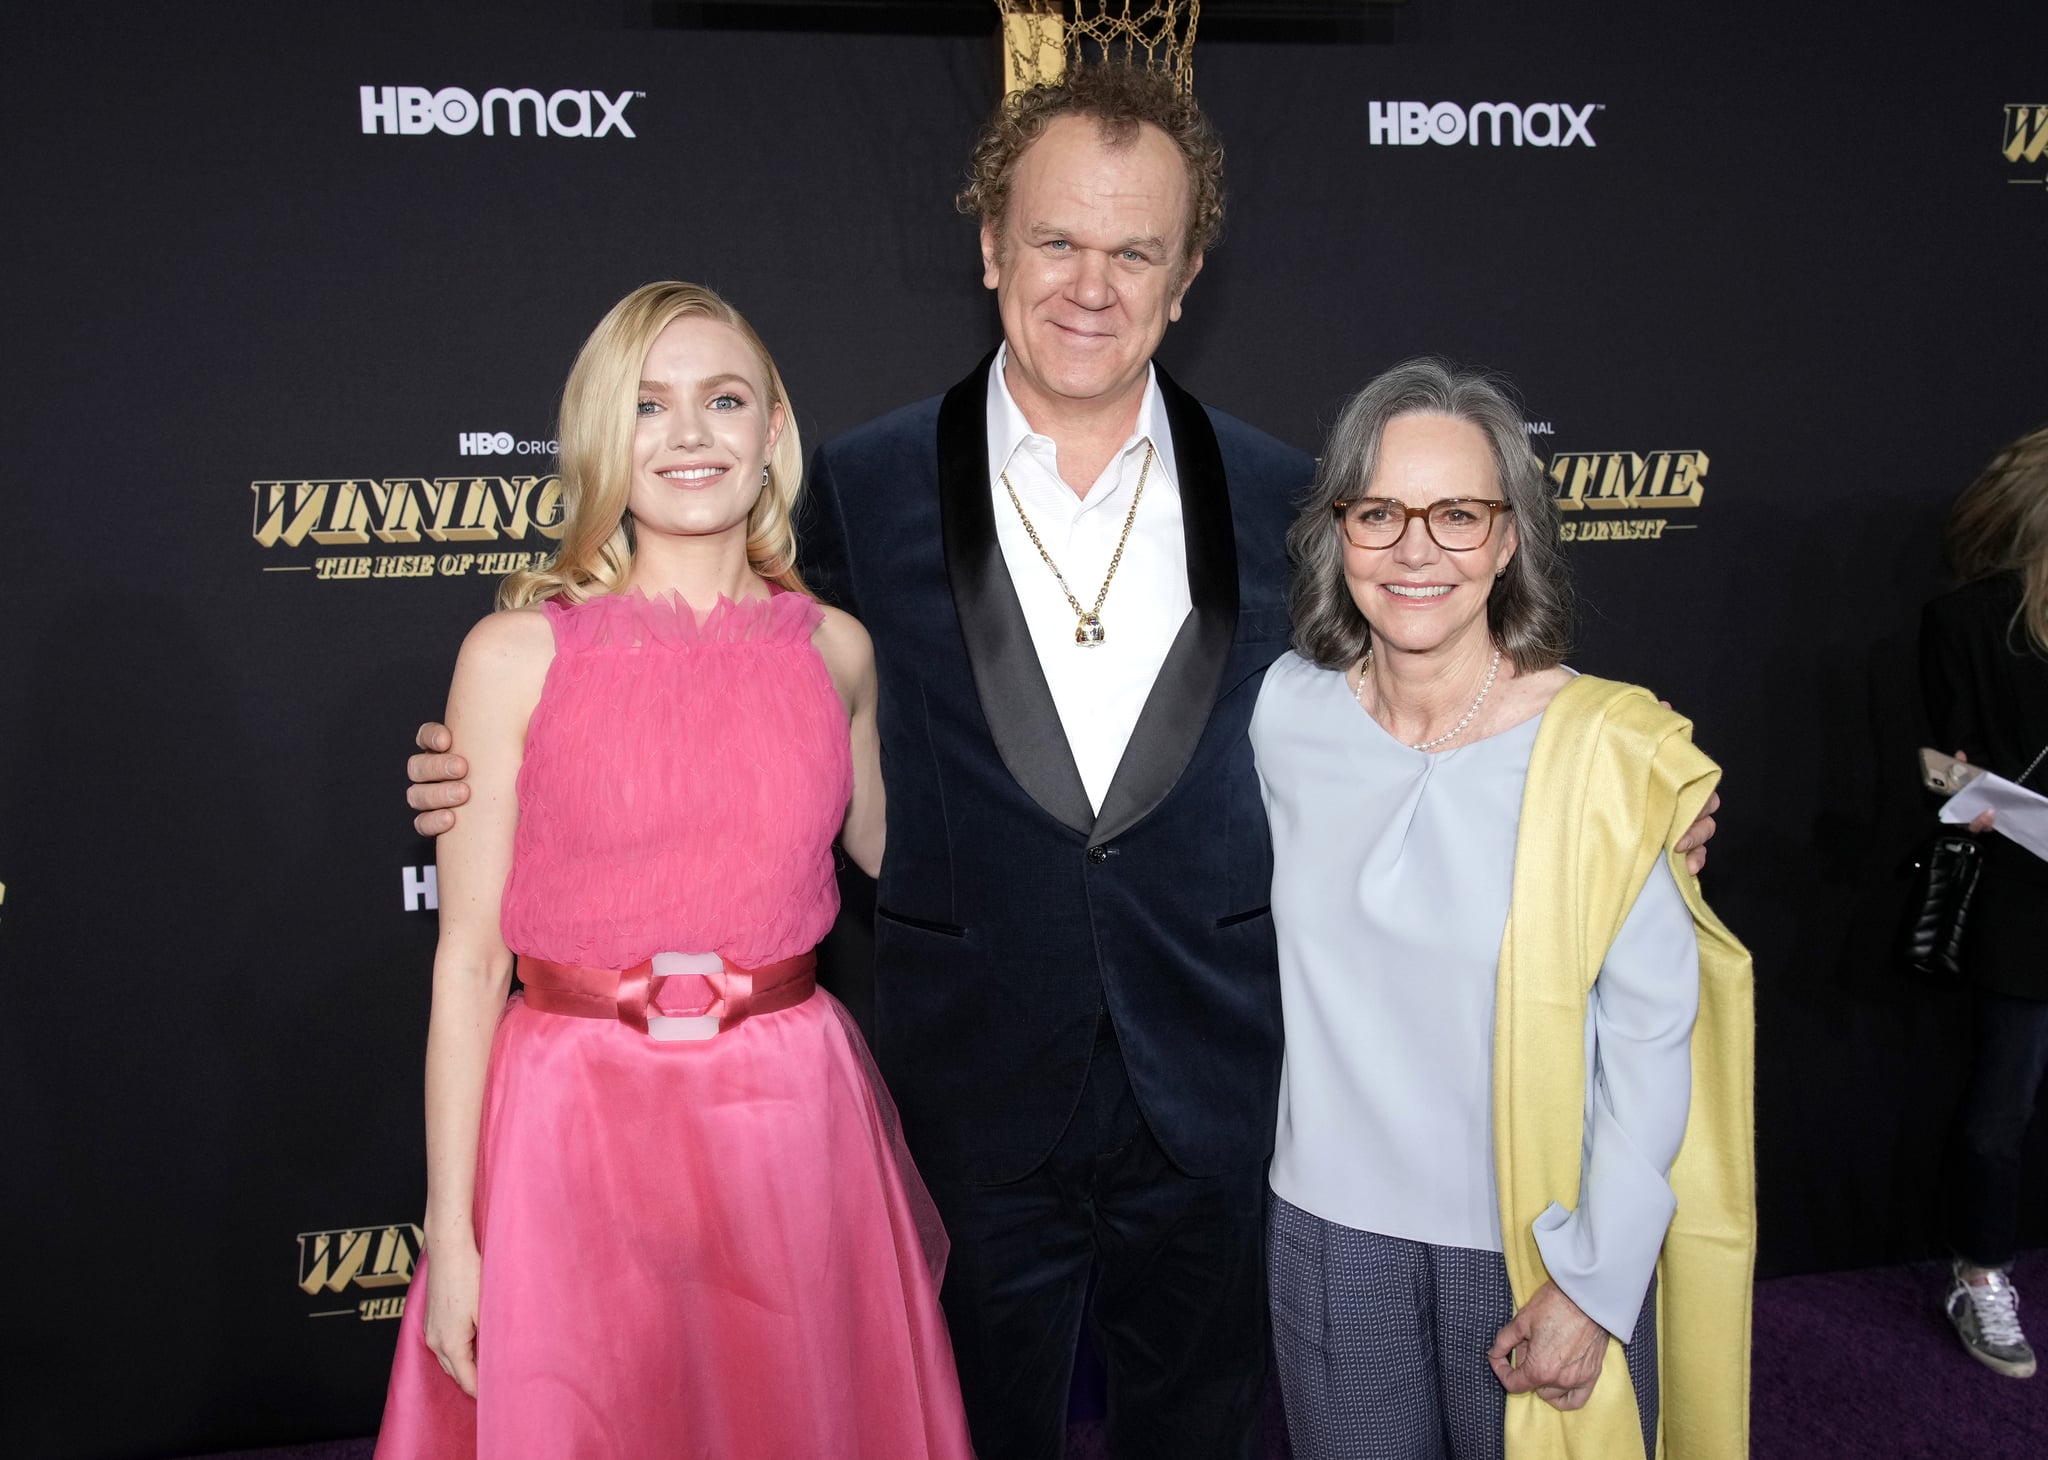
[1268,1193,1659,1460]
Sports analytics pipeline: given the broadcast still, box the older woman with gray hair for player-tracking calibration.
[1251,359,1754,1460]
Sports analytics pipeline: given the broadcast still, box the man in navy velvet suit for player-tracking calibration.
[796,68,1306,1460]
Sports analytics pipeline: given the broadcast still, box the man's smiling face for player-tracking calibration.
[981,113,1203,418]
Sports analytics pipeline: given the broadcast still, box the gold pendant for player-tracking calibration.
[1075,613,1105,647]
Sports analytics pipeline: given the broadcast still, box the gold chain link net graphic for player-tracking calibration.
[994,1,1201,95]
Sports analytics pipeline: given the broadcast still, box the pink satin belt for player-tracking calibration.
[517,950,817,1037]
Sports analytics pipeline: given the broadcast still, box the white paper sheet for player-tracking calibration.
[1941,770,2048,863]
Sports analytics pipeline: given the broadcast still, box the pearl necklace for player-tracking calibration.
[1354,645,1502,751]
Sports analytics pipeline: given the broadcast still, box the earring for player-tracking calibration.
[1495,567,1506,579]
[760,465,770,488]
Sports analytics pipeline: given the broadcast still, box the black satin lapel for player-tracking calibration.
[939,353,1095,836]
[1092,368,1241,844]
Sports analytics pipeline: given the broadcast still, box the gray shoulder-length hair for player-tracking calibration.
[1287,357,1573,673]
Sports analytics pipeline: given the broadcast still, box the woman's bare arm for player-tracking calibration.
[814,605,884,879]
[419,608,552,1394]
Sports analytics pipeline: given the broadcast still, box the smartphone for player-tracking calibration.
[1920,747,1985,796]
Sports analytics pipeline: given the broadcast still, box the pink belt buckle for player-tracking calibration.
[645,951,723,1041]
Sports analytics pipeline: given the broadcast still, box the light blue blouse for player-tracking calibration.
[1250,652,1700,1340]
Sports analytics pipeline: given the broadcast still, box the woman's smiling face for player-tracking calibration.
[627,315,784,548]
[1343,412,1518,659]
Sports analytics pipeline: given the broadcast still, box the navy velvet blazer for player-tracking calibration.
[801,353,1314,1182]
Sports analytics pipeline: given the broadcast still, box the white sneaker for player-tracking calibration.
[1947,1261,2038,1379]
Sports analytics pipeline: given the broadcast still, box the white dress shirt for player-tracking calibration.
[986,347,1192,814]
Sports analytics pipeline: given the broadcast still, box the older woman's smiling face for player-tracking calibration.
[1344,412,1519,660]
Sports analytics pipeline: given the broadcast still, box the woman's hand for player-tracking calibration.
[423,1232,482,1397]
[1488,1280,1609,1411]
[1954,749,1997,833]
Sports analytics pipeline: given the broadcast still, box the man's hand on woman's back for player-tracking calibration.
[408,721,470,836]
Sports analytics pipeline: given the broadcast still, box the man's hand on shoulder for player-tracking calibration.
[409,722,470,837]
[1657,698,1719,875]
[1675,790,1718,877]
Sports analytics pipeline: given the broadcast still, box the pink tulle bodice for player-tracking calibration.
[499,589,850,970]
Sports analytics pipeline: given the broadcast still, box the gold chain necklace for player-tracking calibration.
[1001,441,1154,648]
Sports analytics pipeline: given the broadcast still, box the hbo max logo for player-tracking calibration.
[459,432,559,457]
[359,86,638,138]
[1368,101,1600,148]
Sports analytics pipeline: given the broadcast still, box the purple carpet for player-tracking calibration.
[1750,1250,2048,1459]
[182,1253,2048,1460]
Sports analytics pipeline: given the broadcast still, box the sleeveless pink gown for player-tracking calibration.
[375,590,973,1460]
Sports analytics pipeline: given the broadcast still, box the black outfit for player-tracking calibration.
[802,354,1312,1460]
[1921,573,2048,1267]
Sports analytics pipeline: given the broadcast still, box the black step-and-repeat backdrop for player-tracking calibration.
[5,1,2046,1453]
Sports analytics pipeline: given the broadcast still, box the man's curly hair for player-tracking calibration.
[957,65,1225,280]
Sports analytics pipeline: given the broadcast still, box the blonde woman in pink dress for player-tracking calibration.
[373,282,973,1459]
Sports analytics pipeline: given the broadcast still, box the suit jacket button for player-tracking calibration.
[1087,845,1109,863]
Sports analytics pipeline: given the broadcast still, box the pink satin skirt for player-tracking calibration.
[374,986,973,1459]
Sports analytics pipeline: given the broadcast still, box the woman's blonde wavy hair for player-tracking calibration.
[1946,422,2048,653]
[498,281,806,609]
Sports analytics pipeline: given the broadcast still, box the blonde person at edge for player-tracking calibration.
[1924,424,2048,1380]
[371,283,972,1459]
[1251,360,1753,1460]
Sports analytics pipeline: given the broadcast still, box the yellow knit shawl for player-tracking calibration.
[1493,676,1756,1460]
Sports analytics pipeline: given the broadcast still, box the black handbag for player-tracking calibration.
[1899,740,2048,979]
[1898,831,1984,980]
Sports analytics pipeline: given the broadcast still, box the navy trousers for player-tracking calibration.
[922,1016,1271,1460]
